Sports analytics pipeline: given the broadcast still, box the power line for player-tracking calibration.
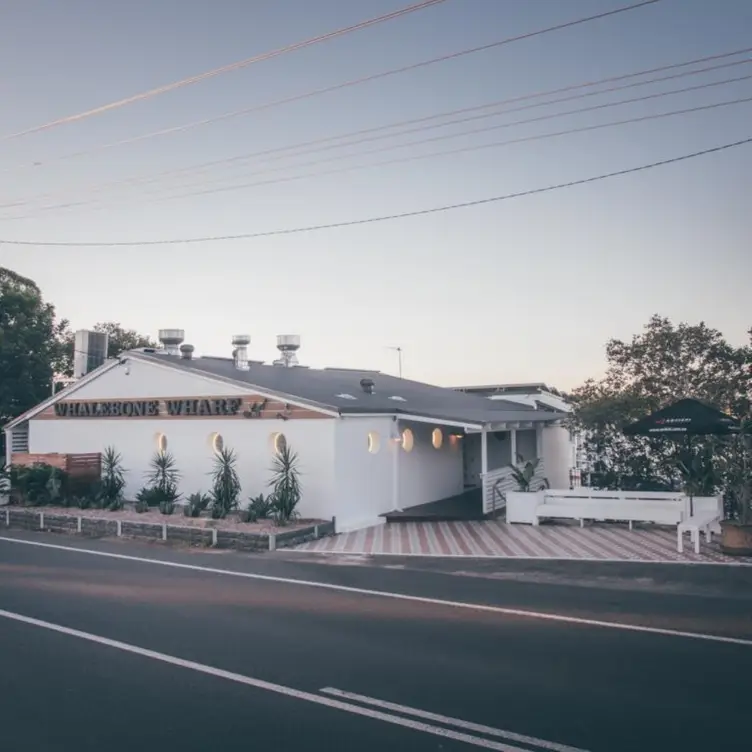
[2,135,747,248]
[0,0,447,143]
[7,49,749,212]
[0,0,662,169]
[12,80,750,219]
[149,75,752,201]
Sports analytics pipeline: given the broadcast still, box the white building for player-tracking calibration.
[4,334,566,531]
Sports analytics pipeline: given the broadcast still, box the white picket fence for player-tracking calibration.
[481,460,546,515]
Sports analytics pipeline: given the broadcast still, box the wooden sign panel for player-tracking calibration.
[38,395,330,421]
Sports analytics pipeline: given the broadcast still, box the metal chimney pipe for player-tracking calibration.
[232,335,251,371]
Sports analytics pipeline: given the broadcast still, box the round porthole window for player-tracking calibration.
[271,432,287,456]
[210,432,224,455]
[401,428,414,452]
[155,433,168,454]
[432,428,443,449]
[367,431,380,454]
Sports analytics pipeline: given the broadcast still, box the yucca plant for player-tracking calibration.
[140,450,180,507]
[268,443,301,526]
[210,447,241,519]
[509,458,549,493]
[100,446,127,510]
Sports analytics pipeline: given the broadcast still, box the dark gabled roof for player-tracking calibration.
[130,351,565,427]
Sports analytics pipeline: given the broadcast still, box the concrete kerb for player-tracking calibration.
[3,508,335,553]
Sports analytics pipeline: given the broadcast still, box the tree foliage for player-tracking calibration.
[0,267,70,456]
[569,315,751,497]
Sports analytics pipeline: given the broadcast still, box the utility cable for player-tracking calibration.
[0,0,447,142]
[12,81,750,218]
[1,135,747,248]
[7,48,749,211]
[0,0,662,165]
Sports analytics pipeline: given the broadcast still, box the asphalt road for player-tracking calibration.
[1,531,751,751]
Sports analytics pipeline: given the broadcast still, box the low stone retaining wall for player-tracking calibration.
[2,508,335,552]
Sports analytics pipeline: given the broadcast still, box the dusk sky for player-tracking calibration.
[1,0,750,389]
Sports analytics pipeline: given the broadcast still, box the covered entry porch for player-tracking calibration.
[383,412,564,522]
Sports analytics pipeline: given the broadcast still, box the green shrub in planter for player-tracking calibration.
[159,500,176,515]
[241,493,273,523]
[99,446,127,510]
[268,444,302,526]
[210,448,241,519]
[184,492,211,518]
[134,498,150,514]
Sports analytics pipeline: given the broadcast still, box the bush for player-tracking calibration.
[136,486,168,507]
[134,498,150,513]
[268,443,301,526]
[241,493,273,523]
[210,447,241,519]
[183,492,211,518]
[99,446,127,510]
[159,500,176,515]
[10,463,67,506]
[145,451,181,503]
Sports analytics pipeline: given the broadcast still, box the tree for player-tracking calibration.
[0,267,70,457]
[61,322,157,378]
[569,315,751,491]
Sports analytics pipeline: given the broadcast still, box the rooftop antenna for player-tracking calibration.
[387,346,403,379]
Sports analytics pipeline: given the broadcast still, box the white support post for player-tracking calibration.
[510,429,518,464]
[535,425,543,459]
[77,516,82,533]
[116,520,122,537]
[211,528,218,547]
[481,426,489,512]
[392,420,402,511]
[39,512,44,530]
[162,523,167,541]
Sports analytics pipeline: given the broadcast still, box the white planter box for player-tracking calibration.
[506,491,542,524]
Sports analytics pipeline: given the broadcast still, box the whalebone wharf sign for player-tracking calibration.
[53,398,243,418]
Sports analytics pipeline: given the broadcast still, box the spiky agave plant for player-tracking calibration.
[268,443,301,525]
[210,447,241,519]
[146,450,180,504]
[100,446,127,510]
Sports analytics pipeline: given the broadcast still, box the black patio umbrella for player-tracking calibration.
[623,398,740,438]
[623,398,740,515]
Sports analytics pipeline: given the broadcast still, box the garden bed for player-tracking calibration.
[1,505,335,552]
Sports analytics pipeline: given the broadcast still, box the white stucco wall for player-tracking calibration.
[29,417,338,520]
[540,424,573,490]
[70,357,249,399]
[334,416,395,530]
[397,420,463,508]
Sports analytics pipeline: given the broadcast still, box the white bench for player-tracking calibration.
[677,512,721,554]
[536,501,682,529]
[533,491,685,529]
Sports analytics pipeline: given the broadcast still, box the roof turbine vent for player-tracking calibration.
[179,344,195,360]
[232,334,251,371]
[360,378,375,395]
[273,334,301,367]
[158,329,185,356]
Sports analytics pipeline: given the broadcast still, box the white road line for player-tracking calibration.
[0,608,535,752]
[1,535,751,648]
[320,687,588,752]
